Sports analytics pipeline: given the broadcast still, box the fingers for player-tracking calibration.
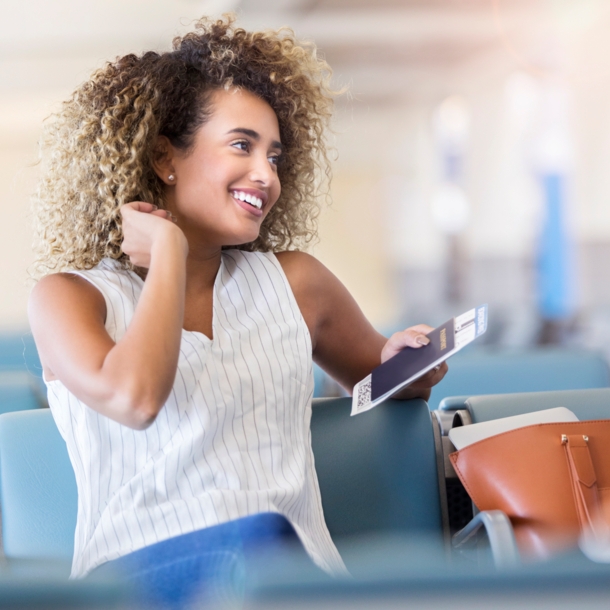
[380,321,449,392]
[120,203,177,223]
[434,362,448,378]
[151,209,178,223]
[120,201,157,216]
[381,323,439,364]
[119,202,181,270]
[405,324,435,338]
[414,362,448,388]
[397,326,433,349]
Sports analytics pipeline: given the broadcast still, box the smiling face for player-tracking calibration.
[160,87,283,250]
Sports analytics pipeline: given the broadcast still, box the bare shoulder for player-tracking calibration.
[276,250,384,387]
[275,251,360,352]
[29,273,107,349]
[28,273,109,381]
[275,250,320,274]
[29,272,106,321]
[275,251,334,295]
[275,251,334,343]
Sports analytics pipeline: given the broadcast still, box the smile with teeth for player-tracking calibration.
[232,190,263,210]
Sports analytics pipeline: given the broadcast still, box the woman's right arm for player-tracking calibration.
[28,202,189,430]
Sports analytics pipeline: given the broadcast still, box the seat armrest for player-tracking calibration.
[452,510,520,569]
[438,396,470,411]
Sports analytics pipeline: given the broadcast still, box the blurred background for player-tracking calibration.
[4,0,610,367]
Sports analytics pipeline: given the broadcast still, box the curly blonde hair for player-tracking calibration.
[32,15,336,277]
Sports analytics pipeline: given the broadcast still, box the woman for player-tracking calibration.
[29,15,447,607]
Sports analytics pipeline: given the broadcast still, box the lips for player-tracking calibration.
[230,188,269,218]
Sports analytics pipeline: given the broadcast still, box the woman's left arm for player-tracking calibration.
[277,252,447,400]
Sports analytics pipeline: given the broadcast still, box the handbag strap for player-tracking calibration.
[562,434,602,536]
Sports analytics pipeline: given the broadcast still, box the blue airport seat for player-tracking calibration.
[310,397,443,552]
[0,409,77,561]
[0,566,127,609]
[440,387,610,423]
[248,543,610,608]
[0,396,517,592]
[429,348,610,411]
[0,412,133,606]
[0,399,445,566]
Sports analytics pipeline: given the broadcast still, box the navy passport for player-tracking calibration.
[370,318,455,402]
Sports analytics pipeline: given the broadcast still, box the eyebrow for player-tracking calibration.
[227,128,283,152]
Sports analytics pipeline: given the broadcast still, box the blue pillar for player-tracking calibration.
[537,173,574,320]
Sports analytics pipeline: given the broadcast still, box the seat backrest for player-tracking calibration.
[455,387,610,424]
[0,398,443,561]
[0,409,77,560]
[428,348,610,411]
[310,397,443,547]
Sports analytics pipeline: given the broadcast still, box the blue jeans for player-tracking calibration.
[92,512,312,608]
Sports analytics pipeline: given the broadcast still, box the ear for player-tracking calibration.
[152,136,177,185]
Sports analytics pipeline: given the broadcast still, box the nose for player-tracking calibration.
[248,151,277,188]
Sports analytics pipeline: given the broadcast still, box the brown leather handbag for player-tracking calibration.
[450,420,610,559]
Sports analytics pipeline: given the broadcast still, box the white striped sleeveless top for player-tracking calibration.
[45,250,346,578]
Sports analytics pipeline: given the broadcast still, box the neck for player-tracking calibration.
[184,242,223,296]
[164,192,224,293]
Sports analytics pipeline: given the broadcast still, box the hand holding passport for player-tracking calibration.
[351,304,488,416]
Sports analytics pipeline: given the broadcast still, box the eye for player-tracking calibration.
[231,139,250,152]
[268,153,281,167]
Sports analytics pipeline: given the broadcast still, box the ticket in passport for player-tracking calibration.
[351,304,488,416]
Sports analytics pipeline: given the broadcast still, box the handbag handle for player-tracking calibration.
[562,434,602,536]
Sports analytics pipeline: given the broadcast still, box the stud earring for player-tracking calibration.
[168,174,175,182]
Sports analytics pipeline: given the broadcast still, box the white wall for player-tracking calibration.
[5,2,610,333]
